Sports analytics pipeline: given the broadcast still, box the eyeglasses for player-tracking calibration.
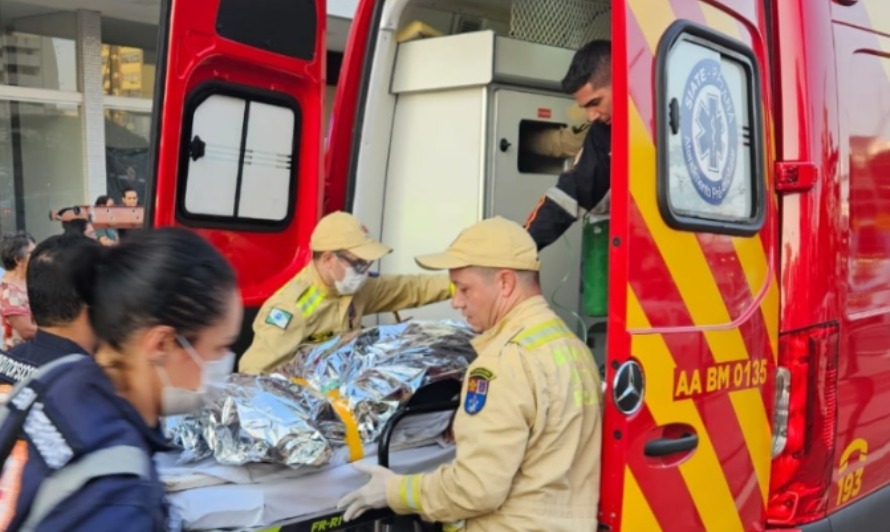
[335,252,372,274]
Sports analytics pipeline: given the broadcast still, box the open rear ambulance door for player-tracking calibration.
[147,0,327,354]
[603,0,778,530]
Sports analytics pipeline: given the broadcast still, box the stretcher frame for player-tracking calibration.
[191,379,460,532]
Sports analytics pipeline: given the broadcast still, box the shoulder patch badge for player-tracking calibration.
[464,367,495,415]
[266,307,293,330]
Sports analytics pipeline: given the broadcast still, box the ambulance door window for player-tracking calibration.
[655,23,765,236]
[177,86,300,229]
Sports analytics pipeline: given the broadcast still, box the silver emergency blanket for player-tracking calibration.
[166,320,475,468]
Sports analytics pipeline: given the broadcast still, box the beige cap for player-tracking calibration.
[415,216,540,272]
[310,211,392,261]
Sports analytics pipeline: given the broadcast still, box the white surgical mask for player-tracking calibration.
[335,265,369,295]
[156,335,235,417]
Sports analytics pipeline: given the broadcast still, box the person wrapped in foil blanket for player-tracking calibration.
[165,320,475,468]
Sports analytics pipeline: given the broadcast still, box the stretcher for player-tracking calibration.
[163,380,461,531]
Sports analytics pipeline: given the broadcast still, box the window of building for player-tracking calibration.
[105,107,150,207]
[656,22,765,235]
[101,44,156,99]
[0,100,84,238]
[0,3,82,239]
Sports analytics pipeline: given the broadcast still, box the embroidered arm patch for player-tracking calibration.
[266,307,293,330]
[464,367,495,415]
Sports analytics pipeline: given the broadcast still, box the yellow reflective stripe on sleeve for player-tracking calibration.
[302,294,324,317]
[400,474,423,512]
[513,319,572,349]
[296,286,317,307]
[297,287,324,317]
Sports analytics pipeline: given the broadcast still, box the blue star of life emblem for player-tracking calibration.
[680,58,739,205]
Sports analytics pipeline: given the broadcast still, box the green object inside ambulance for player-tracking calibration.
[582,217,609,317]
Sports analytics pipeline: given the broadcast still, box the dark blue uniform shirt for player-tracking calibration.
[0,330,90,386]
[3,356,173,531]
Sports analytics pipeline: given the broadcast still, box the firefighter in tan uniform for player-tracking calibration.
[338,216,602,531]
[238,211,452,374]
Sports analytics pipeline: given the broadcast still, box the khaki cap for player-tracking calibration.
[415,216,540,272]
[310,211,392,261]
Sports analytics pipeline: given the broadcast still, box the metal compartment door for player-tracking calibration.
[488,87,588,335]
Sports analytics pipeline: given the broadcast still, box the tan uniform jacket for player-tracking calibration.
[238,263,451,374]
[525,122,589,159]
[386,296,602,531]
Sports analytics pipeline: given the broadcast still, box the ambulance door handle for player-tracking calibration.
[644,433,698,457]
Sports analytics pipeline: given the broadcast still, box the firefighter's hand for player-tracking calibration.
[337,462,394,521]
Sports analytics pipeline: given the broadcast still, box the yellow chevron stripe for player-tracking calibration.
[700,1,780,367]
[629,95,771,504]
[700,3,742,41]
[627,287,743,532]
[623,466,662,531]
[731,233,777,367]
[628,0,675,51]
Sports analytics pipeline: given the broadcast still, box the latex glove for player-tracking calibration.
[337,462,395,521]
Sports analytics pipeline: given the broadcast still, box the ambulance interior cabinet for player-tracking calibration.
[376,30,592,334]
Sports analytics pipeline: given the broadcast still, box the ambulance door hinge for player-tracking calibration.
[775,161,818,193]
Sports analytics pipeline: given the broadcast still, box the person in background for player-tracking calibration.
[0,235,102,509]
[94,195,120,246]
[118,187,140,241]
[0,227,241,530]
[524,39,612,250]
[61,218,98,240]
[55,206,99,240]
[122,186,139,207]
[0,231,37,350]
[0,235,102,387]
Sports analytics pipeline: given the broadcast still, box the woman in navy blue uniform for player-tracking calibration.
[0,227,242,531]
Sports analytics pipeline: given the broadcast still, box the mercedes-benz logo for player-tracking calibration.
[612,360,645,415]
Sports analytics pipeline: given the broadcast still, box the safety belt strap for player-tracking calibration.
[19,444,151,532]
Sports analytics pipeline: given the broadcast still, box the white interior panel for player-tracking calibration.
[391,31,495,94]
[184,95,244,217]
[372,88,488,324]
[238,102,295,221]
[351,27,400,241]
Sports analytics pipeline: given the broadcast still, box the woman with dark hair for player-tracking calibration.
[94,195,119,246]
[1,227,242,530]
[0,231,37,349]
[61,218,98,240]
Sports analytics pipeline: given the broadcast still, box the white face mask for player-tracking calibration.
[156,335,235,417]
[335,265,369,295]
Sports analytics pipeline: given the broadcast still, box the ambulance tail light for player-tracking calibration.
[767,324,839,526]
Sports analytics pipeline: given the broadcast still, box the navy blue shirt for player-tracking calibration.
[0,331,90,386]
[4,356,174,531]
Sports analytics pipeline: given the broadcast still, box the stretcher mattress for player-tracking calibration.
[161,442,455,531]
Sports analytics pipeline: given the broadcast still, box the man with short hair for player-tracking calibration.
[122,186,139,208]
[338,216,602,531]
[239,211,453,374]
[0,235,101,388]
[525,39,612,250]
